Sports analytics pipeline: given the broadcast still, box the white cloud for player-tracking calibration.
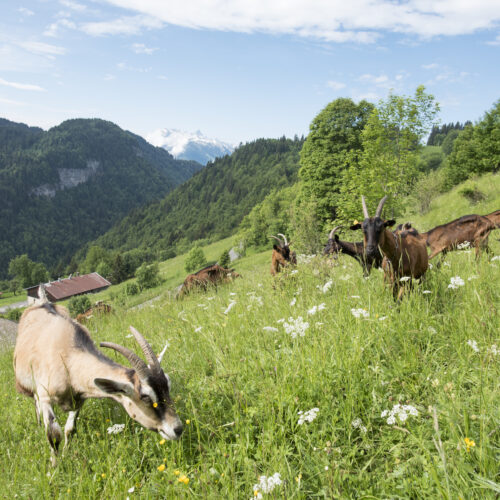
[0,77,45,92]
[18,7,34,16]
[486,34,500,46]
[116,62,152,72]
[132,43,158,54]
[327,80,346,91]
[359,73,390,86]
[44,18,77,37]
[59,0,87,11]
[17,41,67,57]
[422,63,439,70]
[80,14,163,36]
[98,0,500,41]
[0,97,27,106]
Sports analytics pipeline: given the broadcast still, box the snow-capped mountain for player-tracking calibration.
[146,128,234,165]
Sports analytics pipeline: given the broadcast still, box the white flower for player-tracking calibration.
[399,276,411,282]
[224,301,237,314]
[448,276,465,289]
[468,275,478,281]
[351,308,369,318]
[230,292,237,296]
[107,423,125,434]
[315,322,324,327]
[378,316,388,321]
[339,274,351,281]
[422,290,432,294]
[321,280,333,293]
[194,326,202,333]
[262,326,279,332]
[381,404,418,425]
[290,297,297,307]
[297,254,316,264]
[350,295,361,299]
[467,339,479,353]
[128,486,135,493]
[291,269,299,275]
[457,241,470,249]
[428,263,433,269]
[443,262,451,267]
[487,344,499,356]
[491,255,500,261]
[351,418,367,433]
[283,316,309,338]
[253,473,282,497]
[307,303,326,315]
[209,467,218,475]
[298,407,319,425]
[428,326,437,334]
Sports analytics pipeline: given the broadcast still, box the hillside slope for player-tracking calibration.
[93,136,303,255]
[0,118,202,276]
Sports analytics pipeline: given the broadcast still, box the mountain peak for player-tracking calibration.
[146,128,234,165]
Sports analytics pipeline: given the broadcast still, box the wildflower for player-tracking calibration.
[351,418,367,433]
[321,280,333,293]
[186,419,190,425]
[290,297,297,307]
[378,316,387,321]
[350,295,361,299]
[174,470,180,476]
[158,464,166,472]
[339,274,350,281]
[101,473,106,479]
[252,473,282,497]
[381,404,418,425]
[106,423,125,434]
[428,326,437,334]
[307,303,326,315]
[178,475,189,484]
[128,486,135,493]
[209,467,217,475]
[295,473,302,483]
[276,318,285,324]
[159,439,166,445]
[491,255,500,261]
[153,402,158,408]
[325,466,329,471]
[351,308,369,319]
[422,290,431,294]
[457,241,470,249]
[467,339,479,353]
[298,407,319,425]
[428,262,433,269]
[468,275,478,280]
[262,326,279,332]
[291,269,299,275]
[487,344,499,356]
[224,301,237,314]
[431,378,440,387]
[448,276,465,289]
[194,326,202,333]
[399,276,411,282]
[283,316,310,338]
[464,437,475,452]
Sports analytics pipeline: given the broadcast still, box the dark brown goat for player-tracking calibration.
[420,214,494,259]
[76,301,112,324]
[351,196,428,299]
[177,264,240,297]
[269,233,294,275]
[323,226,383,276]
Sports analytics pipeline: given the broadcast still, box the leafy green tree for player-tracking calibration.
[441,129,460,155]
[111,253,127,284]
[136,262,160,289]
[0,280,9,292]
[338,86,440,222]
[417,146,444,172]
[9,279,21,295]
[30,262,49,286]
[96,260,112,281]
[218,249,230,268]
[83,246,110,274]
[184,247,207,273]
[8,254,34,288]
[125,282,139,296]
[298,98,374,223]
[68,295,91,316]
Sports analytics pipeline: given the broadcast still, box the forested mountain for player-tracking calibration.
[0,118,202,278]
[91,137,303,256]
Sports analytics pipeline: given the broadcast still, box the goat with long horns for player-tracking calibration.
[269,233,296,275]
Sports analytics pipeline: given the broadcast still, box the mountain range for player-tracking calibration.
[146,128,234,165]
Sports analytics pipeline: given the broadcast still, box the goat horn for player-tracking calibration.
[268,235,283,245]
[361,196,369,218]
[100,342,150,379]
[129,326,161,371]
[375,195,388,218]
[277,233,288,246]
[329,226,342,239]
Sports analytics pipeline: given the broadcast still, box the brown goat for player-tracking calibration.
[483,209,500,229]
[177,264,240,297]
[76,301,112,324]
[269,233,294,275]
[419,214,494,260]
[351,196,428,299]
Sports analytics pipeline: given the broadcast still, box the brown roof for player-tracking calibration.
[40,273,111,301]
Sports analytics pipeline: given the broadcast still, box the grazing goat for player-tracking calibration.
[177,264,240,298]
[483,209,500,229]
[76,301,112,324]
[350,196,428,300]
[323,226,383,276]
[269,233,294,275]
[14,289,183,465]
[419,214,494,260]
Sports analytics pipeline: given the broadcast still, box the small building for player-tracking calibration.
[26,272,111,304]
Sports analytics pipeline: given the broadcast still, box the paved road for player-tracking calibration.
[0,300,28,314]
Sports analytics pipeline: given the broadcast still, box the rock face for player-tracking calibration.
[31,160,100,197]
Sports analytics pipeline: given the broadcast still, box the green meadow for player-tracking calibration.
[0,180,499,499]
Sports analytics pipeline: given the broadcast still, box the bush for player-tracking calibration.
[68,295,92,317]
[125,282,139,296]
[218,249,230,268]
[459,184,485,204]
[136,262,160,290]
[6,307,24,322]
[184,247,207,273]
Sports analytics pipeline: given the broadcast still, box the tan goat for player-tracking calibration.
[14,290,183,465]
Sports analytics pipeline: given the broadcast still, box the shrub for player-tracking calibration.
[6,307,24,322]
[184,247,207,273]
[459,184,485,204]
[136,262,160,289]
[125,282,139,296]
[68,295,91,317]
[218,249,231,268]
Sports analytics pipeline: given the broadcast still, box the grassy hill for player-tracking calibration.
[0,177,498,498]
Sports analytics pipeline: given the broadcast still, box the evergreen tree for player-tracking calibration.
[184,247,207,273]
[218,249,230,268]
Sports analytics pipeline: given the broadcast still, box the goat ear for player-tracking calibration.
[94,378,135,396]
[384,219,396,227]
[273,244,280,251]
[334,234,340,241]
[350,223,361,230]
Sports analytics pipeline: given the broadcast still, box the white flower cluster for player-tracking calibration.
[487,344,499,356]
[290,297,297,307]
[448,276,465,289]
[298,407,319,425]
[194,326,202,333]
[351,418,367,433]
[262,326,279,333]
[107,423,125,434]
[297,254,316,264]
[247,292,264,310]
[491,255,500,261]
[339,274,351,281]
[283,316,310,338]
[351,308,369,318]
[457,241,471,249]
[467,339,479,353]
[224,300,237,314]
[307,303,326,315]
[252,473,282,498]
[399,276,411,282]
[320,280,333,293]
[381,404,418,425]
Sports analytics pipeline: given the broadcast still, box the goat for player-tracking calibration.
[350,196,428,300]
[269,233,294,275]
[419,214,494,260]
[323,226,383,276]
[483,209,500,229]
[14,289,183,465]
[76,301,112,324]
[177,264,240,298]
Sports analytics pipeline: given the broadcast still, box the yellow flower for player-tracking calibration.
[159,439,166,445]
[153,402,158,408]
[185,419,190,425]
[178,475,189,485]
[101,473,106,479]
[105,419,110,423]
[174,470,180,476]
[158,464,166,472]
[464,437,476,452]
[254,490,260,497]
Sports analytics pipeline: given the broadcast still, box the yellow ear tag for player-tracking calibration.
[153,402,158,408]
[353,220,359,225]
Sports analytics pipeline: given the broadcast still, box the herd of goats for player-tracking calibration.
[12,196,499,465]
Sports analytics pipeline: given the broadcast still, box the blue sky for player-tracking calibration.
[1,0,499,145]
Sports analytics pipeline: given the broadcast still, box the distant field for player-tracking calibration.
[1,176,499,498]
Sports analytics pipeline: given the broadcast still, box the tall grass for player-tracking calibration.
[1,236,499,498]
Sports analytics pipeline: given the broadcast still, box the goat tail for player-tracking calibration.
[38,283,49,304]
